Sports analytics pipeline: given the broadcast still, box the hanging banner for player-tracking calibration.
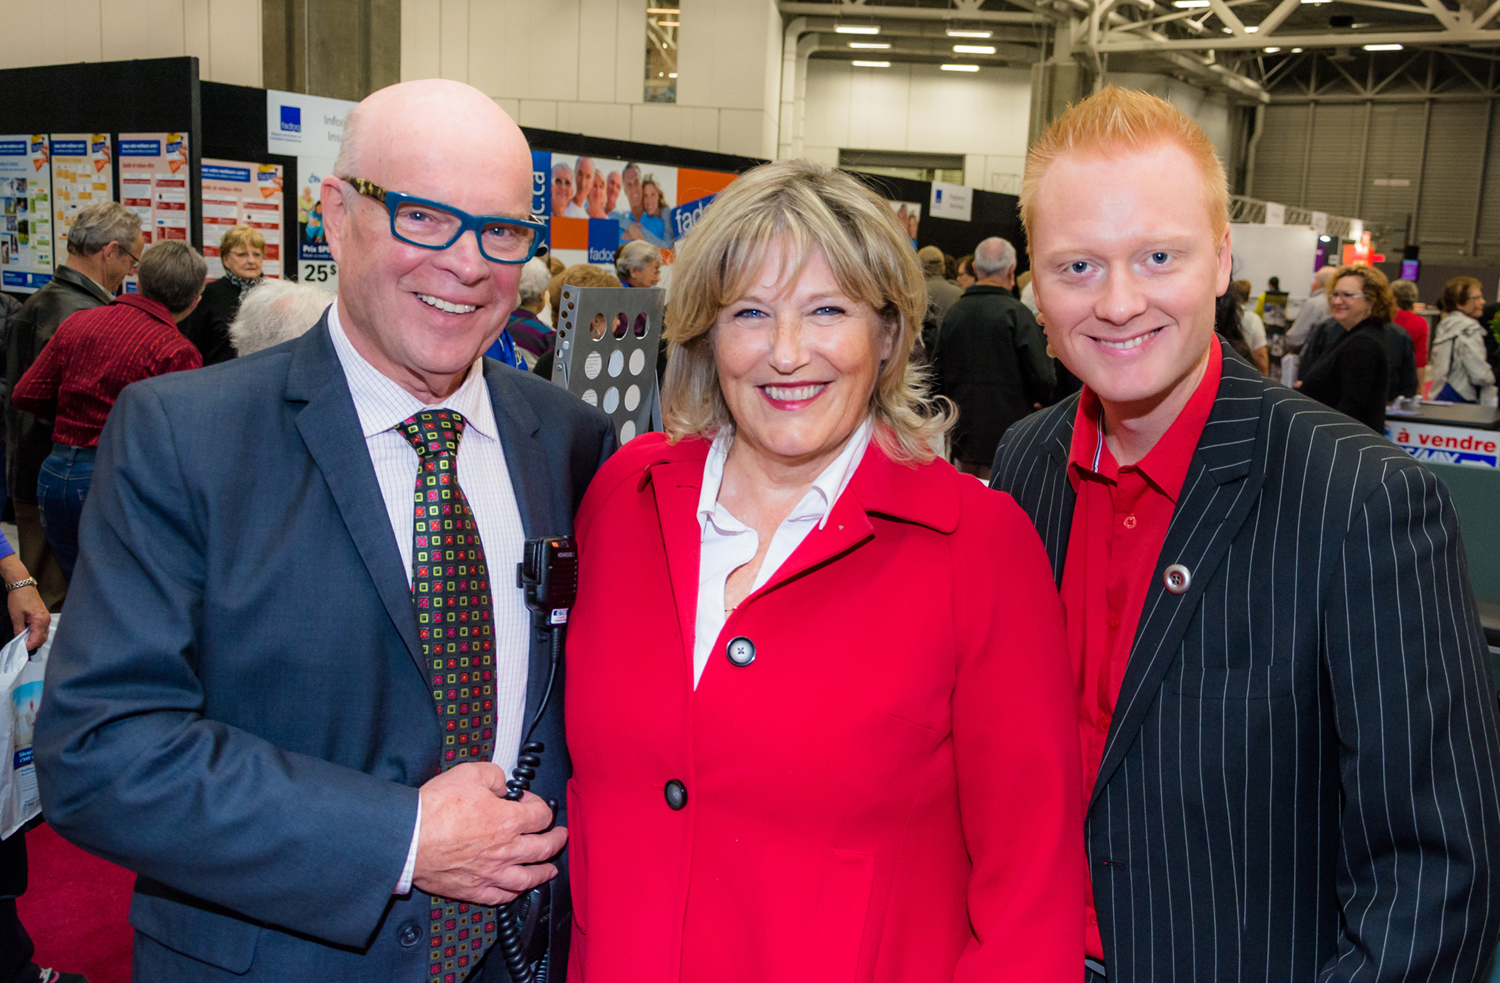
[1385,421,1500,469]
[0,135,53,292]
[295,155,337,291]
[201,159,285,280]
[266,90,355,293]
[50,134,114,254]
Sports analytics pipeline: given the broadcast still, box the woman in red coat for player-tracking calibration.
[564,160,1082,982]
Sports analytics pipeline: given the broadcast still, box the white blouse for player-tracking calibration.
[691,418,873,687]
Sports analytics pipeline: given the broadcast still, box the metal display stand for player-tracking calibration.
[551,285,663,445]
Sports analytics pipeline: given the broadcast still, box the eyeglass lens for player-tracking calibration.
[392,201,535,261]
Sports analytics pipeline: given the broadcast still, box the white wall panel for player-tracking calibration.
[556,101,632,141]
[517,99,558,131]
[0,0,258,84]
[402,0,443,82]
[801,59,1031,180]
[402,0,778,156]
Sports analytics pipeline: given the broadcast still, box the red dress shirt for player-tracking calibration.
[1061,342,1222,961]
[13,294,202,448]
[1393,308,1429,367]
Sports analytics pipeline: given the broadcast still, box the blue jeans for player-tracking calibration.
[36,444,95,581]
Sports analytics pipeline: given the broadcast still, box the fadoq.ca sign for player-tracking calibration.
[1386,421,1500,468]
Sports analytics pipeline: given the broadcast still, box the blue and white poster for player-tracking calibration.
[0,134,53,293]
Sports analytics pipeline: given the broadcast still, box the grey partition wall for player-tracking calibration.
[551,285,663,445]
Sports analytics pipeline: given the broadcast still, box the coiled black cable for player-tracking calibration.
[495,623,565,982]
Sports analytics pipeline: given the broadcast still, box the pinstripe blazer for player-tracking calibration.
[991,343,1500,982]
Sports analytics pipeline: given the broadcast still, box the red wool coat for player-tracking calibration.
[564,432,1083,983]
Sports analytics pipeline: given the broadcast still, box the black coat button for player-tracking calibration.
[726,636,756,667]
[664,779,688,810]
[398,922,424,948]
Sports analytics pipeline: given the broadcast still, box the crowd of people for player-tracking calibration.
[0,77,1495,983]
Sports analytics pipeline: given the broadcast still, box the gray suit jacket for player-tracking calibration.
[991,342,1500,981]
[34,314,613,981]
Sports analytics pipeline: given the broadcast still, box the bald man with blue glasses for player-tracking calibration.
[35,79,612,983]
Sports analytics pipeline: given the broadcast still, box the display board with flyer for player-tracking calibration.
[0,134,53,292]
[118,132,191,293]
[50,133,115,250]
[201,158,285,279]
[1385,421,1500,469]
[119,132,190,246]
[532,151,738,274]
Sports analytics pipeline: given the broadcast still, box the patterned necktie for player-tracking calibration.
[395,409,499,983]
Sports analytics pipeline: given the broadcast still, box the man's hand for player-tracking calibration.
[0,554,49,651]
[412,762,567,905]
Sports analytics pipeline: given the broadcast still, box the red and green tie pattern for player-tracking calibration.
[396,409,498,983]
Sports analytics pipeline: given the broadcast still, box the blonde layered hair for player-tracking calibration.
[662,159,950,463]
[1020,86,1230,247]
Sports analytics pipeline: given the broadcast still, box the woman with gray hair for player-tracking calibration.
[179,224,267,365]
[489,255,554,361]
[614,238,661,288]
[227,279,331,356]
[563,159,1081,981]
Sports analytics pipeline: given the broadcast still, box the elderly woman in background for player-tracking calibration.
[1297,264,1393,432]
[484,255,555,368]
[1430,276,1496,404]
[227,279,330,356]
[1389,278,1429,372]
[615,238,662,288]
[564,159,1082,982]
[180,224,265,365]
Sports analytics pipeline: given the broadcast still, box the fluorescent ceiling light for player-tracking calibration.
[1319,235,1331,242]
[835,24,880,34]
[1291,46,1303,51]
[658,20,679,26]
[1264,45,1281,51]
[1173,1,1211,7]
[1363,42,1403,49]
[852,60,891,67]
[953,44,997,53]
[645,7,678,12]
[946,28,993,38]
[941,63,981,71]
[668,72,678,78]
[1244,25,1258,31]
[847,41,891,49]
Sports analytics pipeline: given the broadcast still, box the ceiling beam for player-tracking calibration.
[776,3,1048,25]
[1096,27,1499,49]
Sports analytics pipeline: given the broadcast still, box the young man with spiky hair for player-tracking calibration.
[993,86,1500,982]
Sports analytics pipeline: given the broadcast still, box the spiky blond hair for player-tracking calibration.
[1020,86,1229,248]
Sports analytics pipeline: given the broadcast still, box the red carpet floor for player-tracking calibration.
[16,823,133,983]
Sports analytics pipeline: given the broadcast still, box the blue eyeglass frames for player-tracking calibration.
[341,176,547,265]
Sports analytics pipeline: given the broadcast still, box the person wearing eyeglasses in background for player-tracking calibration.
[1296,264,1395,432]
[4,201,142,613]
[35,79,613,982]
[1429,276,1496,405]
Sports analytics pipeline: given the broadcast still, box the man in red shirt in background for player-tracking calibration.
[13,239,203,580]
[992,86,1500,982]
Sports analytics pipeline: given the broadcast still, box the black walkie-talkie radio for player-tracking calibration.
[495,536,577,983]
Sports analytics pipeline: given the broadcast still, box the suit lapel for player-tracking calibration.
[649,456,707,673]
[483,362,559,726]
[1088,352,1269,811]
[288,319,424,675]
